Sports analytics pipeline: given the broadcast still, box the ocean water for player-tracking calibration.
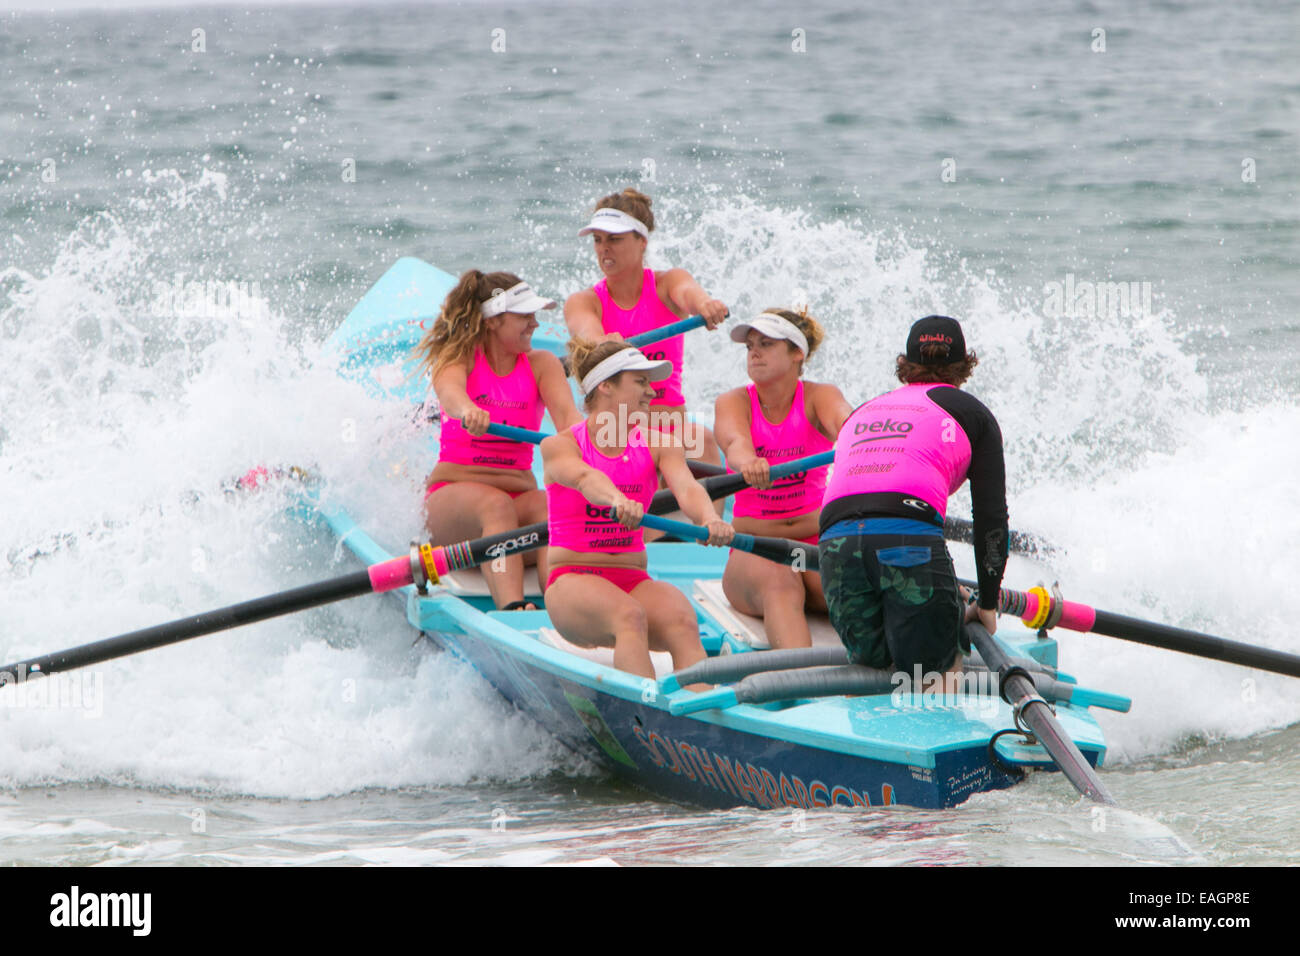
[1,0,1297,866]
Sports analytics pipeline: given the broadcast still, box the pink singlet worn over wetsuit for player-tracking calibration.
[547,420,658,554]
[594,269,685,407]
[822,382,971,520]
[437,350,544,471]
[733,382,833,532]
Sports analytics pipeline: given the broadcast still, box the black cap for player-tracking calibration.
[906,315,965,365]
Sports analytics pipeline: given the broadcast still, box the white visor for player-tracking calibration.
[579,347,672,396]
[480,281,557,319]
[729,312,809,357]
[578,208,650,239]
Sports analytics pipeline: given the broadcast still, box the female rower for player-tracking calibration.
[563,188,727,466]
[541,339,735,679]
[819,315,1007,689]
[414,269,581,610]
[714,308,853,649]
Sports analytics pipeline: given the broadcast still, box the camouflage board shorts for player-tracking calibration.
[819,532,964,675]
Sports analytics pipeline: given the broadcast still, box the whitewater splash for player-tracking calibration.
[2,178,1296,798]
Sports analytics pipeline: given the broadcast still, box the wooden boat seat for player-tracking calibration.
[537,628,677,678]
[436,567,543,598]
[691,579,841,650]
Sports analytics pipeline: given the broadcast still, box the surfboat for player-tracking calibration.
[301,257,1125,811]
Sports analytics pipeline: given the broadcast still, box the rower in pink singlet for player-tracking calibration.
[732,380,833,540]
[436,348,546,472]
[715,308,854,650]
[541,341,733,680]
[592,269,686,408]
[546,420,659,593]
[819,381,971,527]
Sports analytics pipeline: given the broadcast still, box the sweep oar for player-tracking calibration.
[964,579,1300,678]
[963,621,1117,805]
[2,450,840,681]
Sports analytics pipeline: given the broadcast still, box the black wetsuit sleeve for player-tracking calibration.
[927,386,1009,609]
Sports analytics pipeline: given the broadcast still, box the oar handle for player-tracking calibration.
[625,315,707,348]
[482,422,552,444]
[632,513,817,570]
[769,451,833,479]
[639,512,733,541]
[694,450,835,503]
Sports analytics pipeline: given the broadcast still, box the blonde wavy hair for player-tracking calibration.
[412,269,523,383]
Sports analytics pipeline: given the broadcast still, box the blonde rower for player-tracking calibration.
[414,269,581,610]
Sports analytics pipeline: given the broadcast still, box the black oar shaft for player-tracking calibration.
[2,450,829,680]
[2,569,375,679]
[1091,609,1300,678]
[943,515,1054,558]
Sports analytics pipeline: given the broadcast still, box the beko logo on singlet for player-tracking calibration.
[851,419,913,444]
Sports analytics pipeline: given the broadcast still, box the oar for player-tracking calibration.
[633,513,817,571]
[963,621,1117,805]
[964,579,1300,678]
[560,314,709,374]
[943,517,1057,560]
[2,450,839,680]
[482,423,723,480]
[625,315,707,348]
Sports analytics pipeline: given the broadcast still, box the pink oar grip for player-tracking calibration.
[431,548,450,579]
[368,556,414,593]
[1057,600,1097,633]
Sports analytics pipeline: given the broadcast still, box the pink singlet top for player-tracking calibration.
[437,349,544,470]
[593,269,685,407]
[821,382,971,520]
[733,381,833,520]
[547,420,658,553]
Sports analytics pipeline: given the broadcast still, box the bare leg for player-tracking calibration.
[424,482,530,609]
[544,572,656,678]
[722,548,813,649]
[632,578,708,674]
